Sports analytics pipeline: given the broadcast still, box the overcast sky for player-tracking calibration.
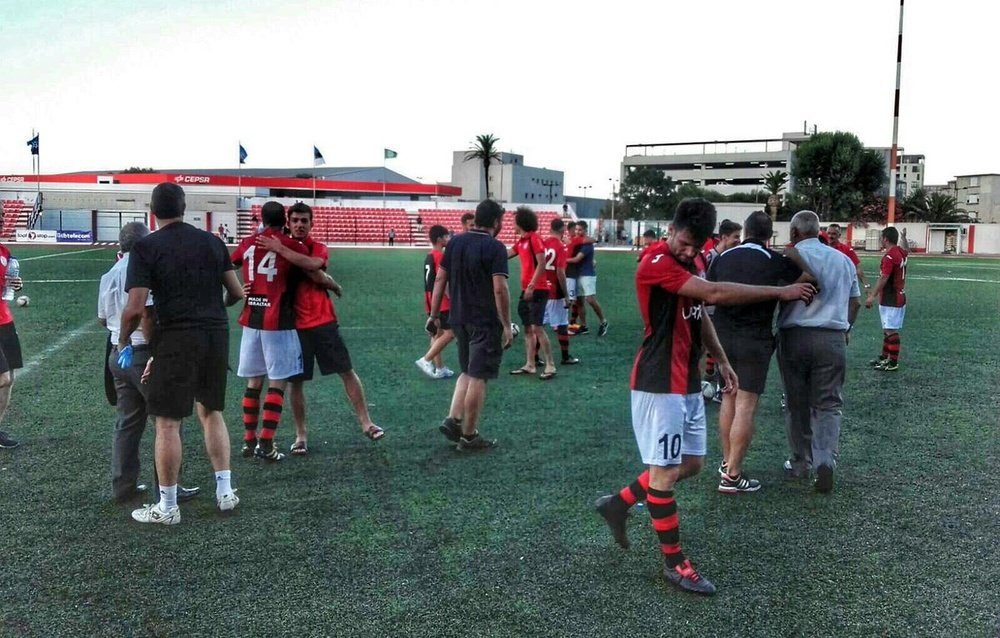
[1,0,995,192]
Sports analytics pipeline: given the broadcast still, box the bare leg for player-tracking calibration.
[718,391,736,466]
[339,370,376,431]
[153,416,182,487]
[577,298,588,327]
[449,373,470,420]
[196,402,231,472]
[0,370,13,429]
[423,330,454,366]
[289,380,307,444]
[461,377,487,436]
[726,391,760,477]
[534,326,555,373]
[587,296,606,323]
[523,326,537,370]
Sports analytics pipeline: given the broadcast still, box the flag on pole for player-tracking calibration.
[314,146,326,167]
[239,144,248,164]
[27,134,39,155]
[384,148,397,159]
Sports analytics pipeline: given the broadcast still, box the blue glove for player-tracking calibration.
[117,344,133,368]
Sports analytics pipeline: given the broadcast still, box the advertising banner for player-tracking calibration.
[56,230,93,243]
[14,230,57,242]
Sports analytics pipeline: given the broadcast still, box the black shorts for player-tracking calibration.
[517,290,548,327]
[147,328,230,419]
[295,322,353,381]
[717,330,775,396]
[454,323,503,380]
[0,322,23,374]
[428,310,451,332]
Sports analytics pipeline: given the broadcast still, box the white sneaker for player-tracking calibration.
[131,502,180,525]
[439,367,455,378]
[415,358,437,379]
[217,492,240,512]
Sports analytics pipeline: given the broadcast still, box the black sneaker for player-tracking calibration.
[561,357,580,365]
[663,559,716,596]
[0,430,20,449]
[594,494,630,549]
[439,417,462,443]
[869,357,888,368]
[718,473,761,494]
[241,438,257,458]
[814,464,834,493]
[456,433,496,451]
[254,443,285,463]
[574,326,590,335]
[598,321,609,337]
[717,461,728,477]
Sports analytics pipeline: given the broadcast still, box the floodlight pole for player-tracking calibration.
[886,0,905,226]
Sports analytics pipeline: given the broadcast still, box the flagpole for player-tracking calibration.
[237,141,243,212]
[382,151,386,210]
[34,129,40,205]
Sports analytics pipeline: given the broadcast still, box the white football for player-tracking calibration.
[15,295,29,307]
[701,380,715,399]
[510,322,521,338]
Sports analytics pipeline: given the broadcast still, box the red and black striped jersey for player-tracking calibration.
[630,249,703,395]
[542,236,568,299]
[423,249,450,314]
[232,229,307,330]
[879,245,908,307]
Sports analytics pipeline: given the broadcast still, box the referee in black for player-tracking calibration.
[119,182,245,525]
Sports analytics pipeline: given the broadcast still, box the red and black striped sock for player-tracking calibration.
[557,325,570,358]
[616,470,650,507]
[881,335,891,361]
[886,333,901,364]
[259,387,285,445]
[647,487,686,568]
[242,387,261,442]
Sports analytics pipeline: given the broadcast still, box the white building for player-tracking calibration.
[450,151,564,205]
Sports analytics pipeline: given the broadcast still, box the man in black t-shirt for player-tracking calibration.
[426,199,512,451]
[707,211,808,494]
[120,183,245,525]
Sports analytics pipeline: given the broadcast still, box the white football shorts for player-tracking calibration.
[543,299,569,327]
[578,275,597,297]
[630,390,707,466]
[237,327,303,380]
[878,305,905,330]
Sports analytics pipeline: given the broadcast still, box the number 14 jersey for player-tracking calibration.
[232,229,308,330]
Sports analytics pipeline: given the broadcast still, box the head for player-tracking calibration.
[881,226,899,248]
[743,211,773,245]
[717,219,743,252]
[642,229,657,246]
[474,199,504,236]
[575,220,588,237]
[789,210,821,243]
[514,206,538,235]
[429,224,450,249]
[550,218,565,238]
[666,198,716,264]
[287,202,313,240]
[150,182,186,220]
[261,201,286,229]
[566,221,577,237]
[460,212,475,231]
[119,221,150,253]
[826,223,843,244]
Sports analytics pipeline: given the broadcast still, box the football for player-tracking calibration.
[701,380,715,400]
[510,322,520,338]
[15,295,29,307]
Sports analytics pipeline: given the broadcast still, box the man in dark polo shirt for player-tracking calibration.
[708,211,806,493]
[427,199,512,451]
[119,182,245,525]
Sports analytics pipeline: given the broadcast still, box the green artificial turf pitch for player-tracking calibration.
[0,245,997,637]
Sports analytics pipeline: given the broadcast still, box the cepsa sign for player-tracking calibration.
[173,175,211,184]
[0,176,25,183]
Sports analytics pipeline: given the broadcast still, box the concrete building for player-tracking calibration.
[955,174,1000,223]
[450,151,564,204]
[896,154,925,199]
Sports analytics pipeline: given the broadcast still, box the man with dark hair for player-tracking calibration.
[595,198,815,594]
[542,218,578,365]
[777,210,861,493]
[428,199,512,450]
[701,219,742,396]
[637,229,663,263]
[0,237,24,450]
[567,221,608,336]
[508,207,556,379]
[258,202,385,454]
[709,211,810,493]
[416,225,455,379]
[460,213,475,232]
[866,226,908,371]
[99,222,200,503]
[121,182,245,524]
[826,223,869,291]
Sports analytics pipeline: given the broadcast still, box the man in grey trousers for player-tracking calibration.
[98,222,199,503]
[776,211,861,493]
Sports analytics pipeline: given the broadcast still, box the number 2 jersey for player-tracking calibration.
[231,229,308,330]
[542,236,568,299]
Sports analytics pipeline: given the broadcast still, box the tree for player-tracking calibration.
[620,166,676,219]
[763,170,789,221]
[902,189,972,223]
[464,134,502,200]
[792,131,887,221]
[122,167,155,173]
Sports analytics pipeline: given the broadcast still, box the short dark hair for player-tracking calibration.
[719,219,742,236]
[261,201,286,228]
[642,229,657,239]
[827,223,842,232]
[672,198,717,244]
[429,224,449,244]
[743,211,773,242]
[577,220,588,230]
[514,206,538,232]
[474,199,504,228]
[882,227,899,244]
[460,212,475,225]
[550,218,565,233]
[150,183,186,219]
[288,201,313,220]
[567,221,577,229]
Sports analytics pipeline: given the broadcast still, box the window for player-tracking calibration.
[970,176,980,187]
[968,194,980,205]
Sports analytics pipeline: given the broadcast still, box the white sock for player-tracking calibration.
[215,470,232,498]
[159,485,178,510]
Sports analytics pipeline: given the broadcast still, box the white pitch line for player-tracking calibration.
[23,279,101,283]
[908,276,999,284]
[17,321,95,381]
[17,247,110,261]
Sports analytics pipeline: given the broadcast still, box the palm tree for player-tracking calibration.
[465,134,502,200]
[901,189,971,223]
[762,170,789,221]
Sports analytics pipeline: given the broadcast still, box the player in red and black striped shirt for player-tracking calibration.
[416,225,455,379]
[594,198,816,596]
[507,207,556,379]
[866,226,908,371]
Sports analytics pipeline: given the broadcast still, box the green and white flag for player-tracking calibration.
[384,148,398,159]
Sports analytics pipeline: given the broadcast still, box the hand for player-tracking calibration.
[117,344,134,368]
[718,363,739,394]
[780,282,817,304]
[141,357,154,384]
[10,277,22,292]
[331,282,343,298]
[865,294,874,309]
[526,283,535,295]
[242,281,252,296]
[502,325,513,350]
[425,316,440,336]
[845,331,851,346]
[256,234,282,252]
